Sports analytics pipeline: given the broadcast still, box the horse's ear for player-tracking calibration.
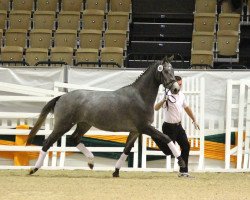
[168,55,174,62]
[162,56,168,64]
[162,55,174,64]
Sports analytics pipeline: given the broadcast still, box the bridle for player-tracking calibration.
[156,62,177,105]
[164,82,177,104]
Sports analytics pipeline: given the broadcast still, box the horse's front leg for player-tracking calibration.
[138,125,186,168]
[113,132,139,177]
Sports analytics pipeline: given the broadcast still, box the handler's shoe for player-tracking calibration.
[178,172,195,178]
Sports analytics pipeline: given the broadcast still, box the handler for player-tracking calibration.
[154,76,200,178]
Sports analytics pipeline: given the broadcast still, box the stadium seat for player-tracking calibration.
[61,0,83,12]
[75,48,99,66]
[57,11,81,30]
[33,11,56,30]
[193,13,216,32]
[9,10,31,30]
[79,29,102,49]
[191,50,214,69]
[54,29,77,49]
[50,47,74,65]
[104,30,127,49]
[36,0,58,11]
[0,46,24,62]
[25,48,48,66]
[12,0,34,11]
[109,0,131,13]
[29,29,52,48]
[106,11,129,31]
[195,0,217,13]
[5,29,27,48]
[0,29,3,46]
[221,0,233,13]
[216,30,239,57]
[192,31,214,51]
[100,47,124,67]
[218,13,240,31]
[82,9,105,30]
[248,0,250,22]
[84,0,107,12]
[0,0,11,11]
[0,10,7,30]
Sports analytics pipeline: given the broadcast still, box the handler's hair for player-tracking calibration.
[175,76,182,81]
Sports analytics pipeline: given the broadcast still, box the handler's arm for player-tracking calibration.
[184,106,200,130]
[154,99,166,111]
[184,106,196,122]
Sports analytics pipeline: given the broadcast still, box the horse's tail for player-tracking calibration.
[26,96,61,145]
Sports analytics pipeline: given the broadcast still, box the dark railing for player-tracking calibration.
[75,61,121,68]
[35,61,68,66]
[190,64,213,69]
[0,60,29,66]
[125,53,185,68]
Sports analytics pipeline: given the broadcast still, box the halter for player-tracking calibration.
[164,82,177,103]
[163,81,177,110]
[156,62,177,104]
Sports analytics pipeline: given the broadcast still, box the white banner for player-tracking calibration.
[0,67,250,121]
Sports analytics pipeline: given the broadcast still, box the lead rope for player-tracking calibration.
[164,83,176,110]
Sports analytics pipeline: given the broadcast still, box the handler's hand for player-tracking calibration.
[162,92,168,103]
[192,121,200,130]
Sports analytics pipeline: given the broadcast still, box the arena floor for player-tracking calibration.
[0,170,249,200]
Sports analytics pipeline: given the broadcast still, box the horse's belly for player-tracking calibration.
[89,116,136,132]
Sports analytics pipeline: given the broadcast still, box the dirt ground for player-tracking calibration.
[0,170,250,200]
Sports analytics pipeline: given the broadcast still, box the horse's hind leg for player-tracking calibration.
[113,132,139,177]
[70,122,94,169]
[29,124,74,175]
[138,125,186,168]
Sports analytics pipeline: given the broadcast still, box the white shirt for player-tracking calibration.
[158,91,188,123]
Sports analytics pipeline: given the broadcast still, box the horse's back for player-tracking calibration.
[53,88,148,132]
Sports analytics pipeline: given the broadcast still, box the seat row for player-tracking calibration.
[0,0,131,13]
[0,9,130,31]
[0,46,124,67]
[0,28,128,50]
[191,0,241,68]
[195,0,243,14]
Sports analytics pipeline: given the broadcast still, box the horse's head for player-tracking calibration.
[155,55,180,94]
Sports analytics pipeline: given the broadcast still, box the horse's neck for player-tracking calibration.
[133,68,159,106]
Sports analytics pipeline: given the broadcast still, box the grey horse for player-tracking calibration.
[26,55,185,175]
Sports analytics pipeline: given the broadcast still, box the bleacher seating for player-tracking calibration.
[0,10,7,30]
[35,0,58,11]
[0,29,3,46]
[191,31,214,68]
[0,0,132,67]
[25,47,48,66]
[85,0,107,12]
[12,0,34,11]
[33,11,55,29]
[75,48,99,66]
[29,29,52,48]
[0,0,249,69]
[79,29,102,49]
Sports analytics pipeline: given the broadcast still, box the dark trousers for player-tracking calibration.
[162,122,190,173]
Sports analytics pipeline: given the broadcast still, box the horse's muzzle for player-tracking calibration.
[170,82,180,94]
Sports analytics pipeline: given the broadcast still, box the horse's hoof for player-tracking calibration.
[87,158,94,170]
[112,168,120,177]
[88,163,94,170]
[177,156,186,168]
[29,168,38,175]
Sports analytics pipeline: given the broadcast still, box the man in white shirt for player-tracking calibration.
[154,76,199,178]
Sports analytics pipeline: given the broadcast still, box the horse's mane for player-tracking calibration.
[130,61,161,87]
